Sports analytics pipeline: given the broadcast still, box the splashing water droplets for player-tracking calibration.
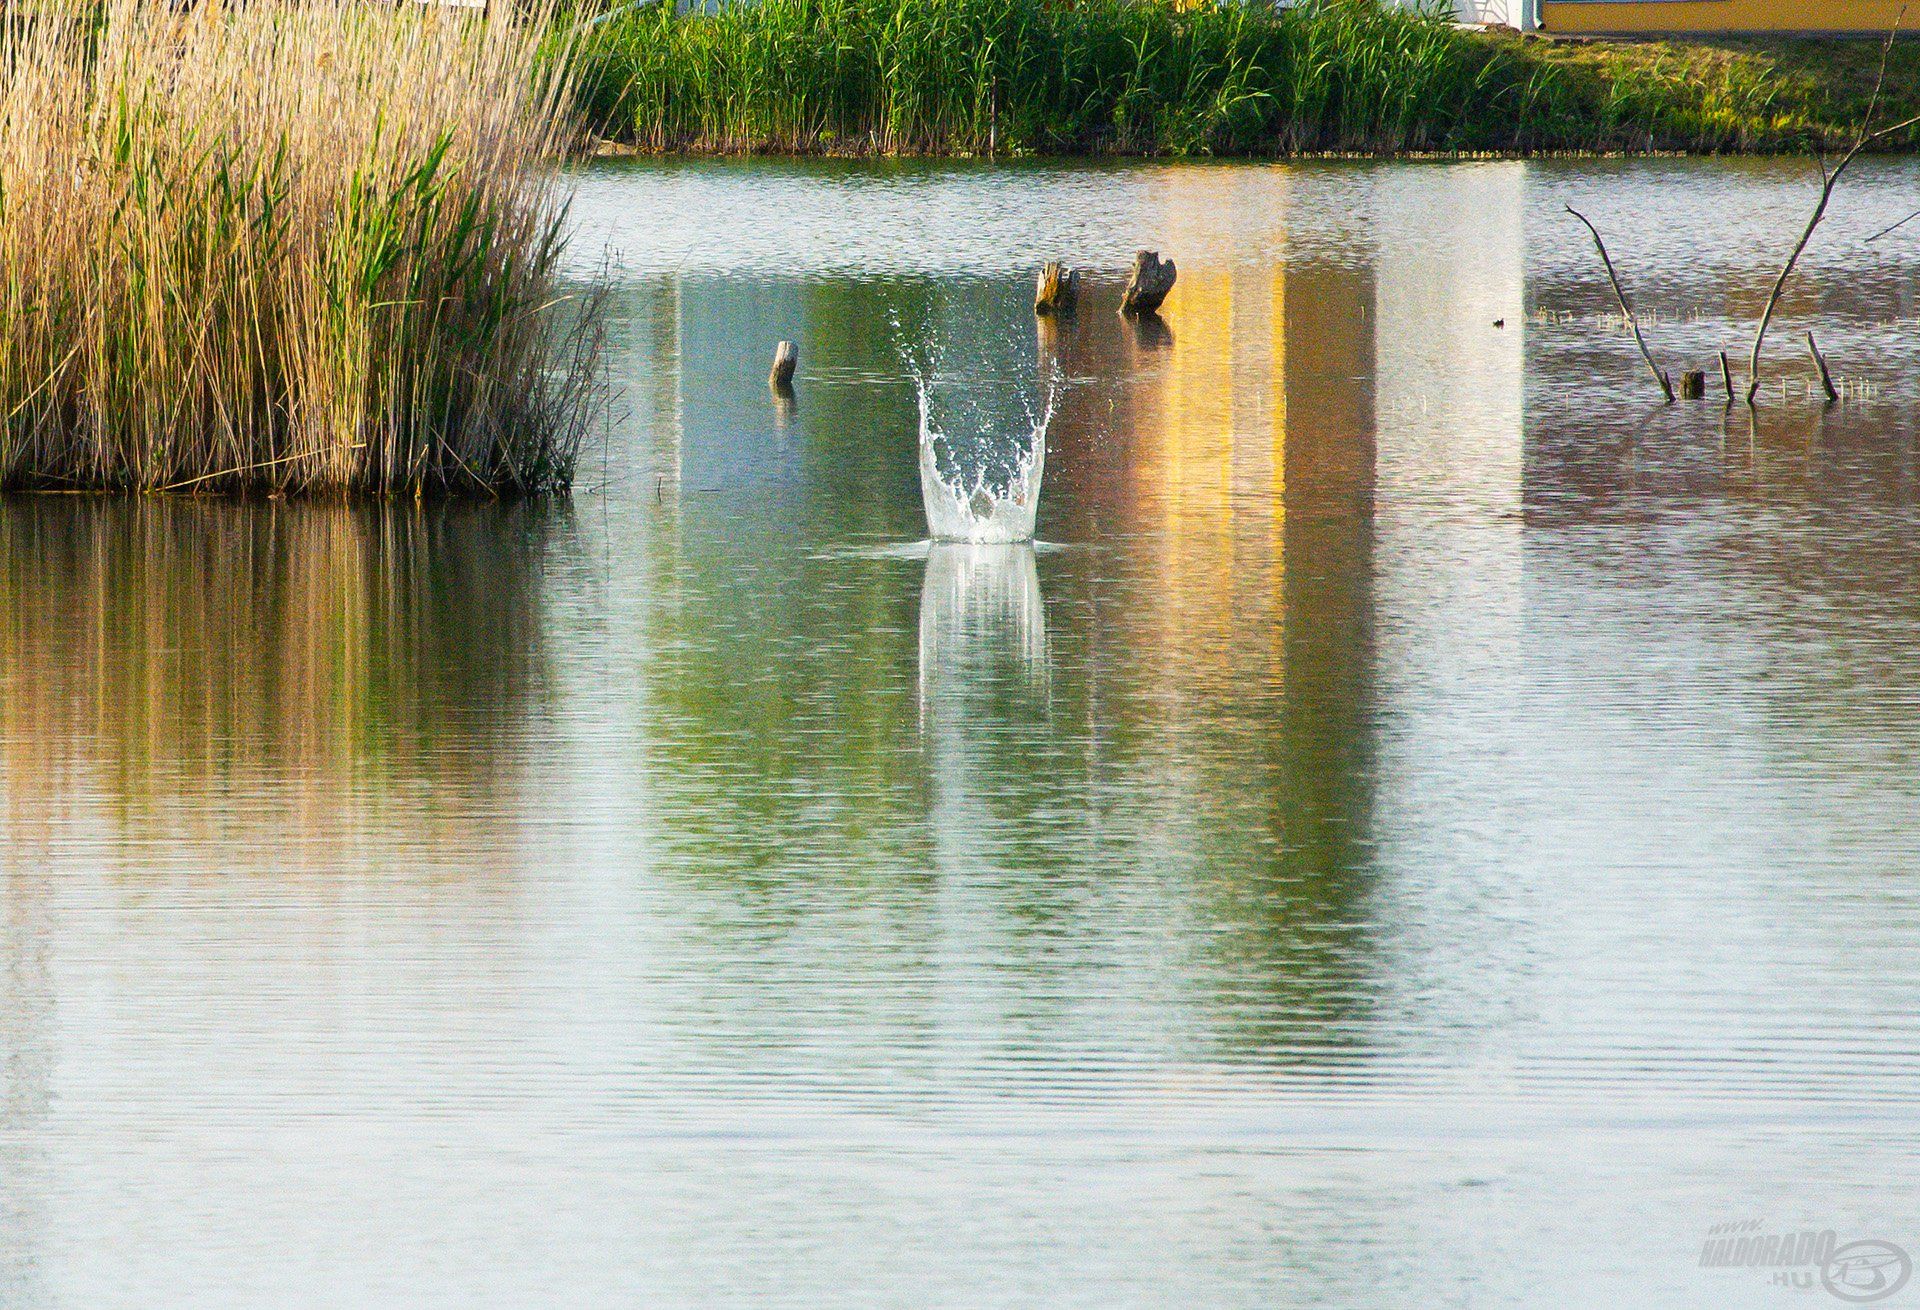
[911,366,1053,545]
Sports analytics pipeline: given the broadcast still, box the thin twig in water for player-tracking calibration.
[1565,205,1673,403]
[1748,10,1911,404]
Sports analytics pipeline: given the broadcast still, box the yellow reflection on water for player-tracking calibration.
[1046,183,1376,703]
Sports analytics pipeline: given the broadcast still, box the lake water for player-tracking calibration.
[4,158,1920,1308]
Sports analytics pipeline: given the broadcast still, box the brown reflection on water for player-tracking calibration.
[0,498,558,861]
[1525,401,1920,524]
[1518,395,1920,767]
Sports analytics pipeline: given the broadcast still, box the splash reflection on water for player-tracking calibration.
[918,542,1048,710]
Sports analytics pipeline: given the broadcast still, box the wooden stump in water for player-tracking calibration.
[769,340,797,391]
[1034,262,1079,316]
[1679,370,1706,399]
[1120,250,1176,316]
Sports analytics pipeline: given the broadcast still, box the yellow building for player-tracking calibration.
[1542,0,1908,34]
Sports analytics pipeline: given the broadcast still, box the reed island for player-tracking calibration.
[0,0,599,497]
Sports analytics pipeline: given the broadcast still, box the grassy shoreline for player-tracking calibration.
[575,0,1920,158]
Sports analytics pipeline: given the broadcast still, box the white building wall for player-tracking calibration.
[1359,0,1540,30]
[1454,0,1541,29]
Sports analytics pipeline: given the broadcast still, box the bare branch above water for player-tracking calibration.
[1565,205,1674,404]
[1747,9,1910,406]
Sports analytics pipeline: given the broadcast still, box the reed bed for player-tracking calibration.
[0,0,602,496]
[577,0,1920,157]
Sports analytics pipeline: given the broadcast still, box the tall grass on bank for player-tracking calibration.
[0,0,602,496]
[575,0,1920,157]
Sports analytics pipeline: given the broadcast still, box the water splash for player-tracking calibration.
[909,364,1054,545]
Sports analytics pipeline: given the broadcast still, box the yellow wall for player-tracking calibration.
[1544,0,1907,34]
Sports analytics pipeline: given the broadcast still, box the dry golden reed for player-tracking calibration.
[0,0,601,495]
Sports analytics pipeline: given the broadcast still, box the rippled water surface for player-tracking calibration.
[6,158,1920,1308]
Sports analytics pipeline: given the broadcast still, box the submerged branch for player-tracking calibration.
[1747,12,1910,405]
[1808,332,1839,404]
[1743,124,1920,404]
[1565,205,1673,404]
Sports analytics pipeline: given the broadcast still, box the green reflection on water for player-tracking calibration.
[628,259,1384,1057]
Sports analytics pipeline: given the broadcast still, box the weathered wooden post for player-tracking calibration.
[1679,370,1706,399]
[1119,250,1176,316]
[1034,262,1079,316]
[769,340,797,392]
[1719,351,1735,407]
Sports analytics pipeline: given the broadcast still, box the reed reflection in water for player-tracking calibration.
[0,497,563,861]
